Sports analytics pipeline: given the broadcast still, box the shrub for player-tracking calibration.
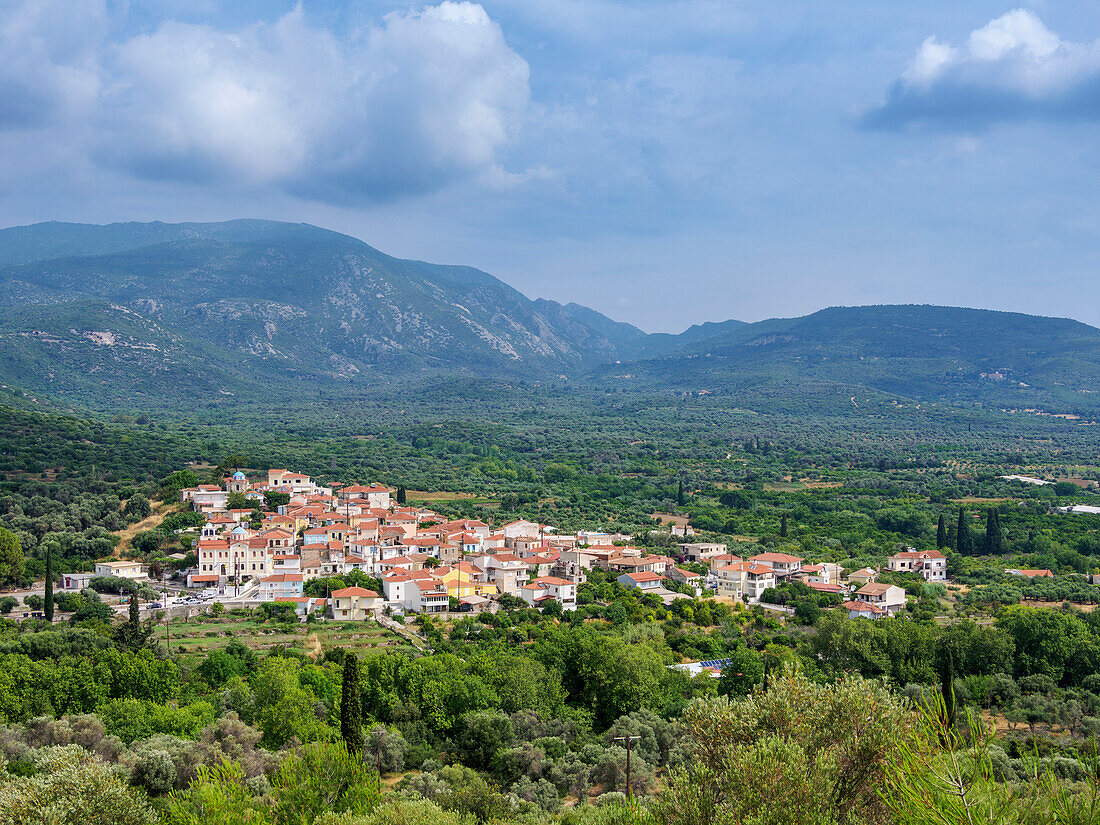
[0,745,157,825]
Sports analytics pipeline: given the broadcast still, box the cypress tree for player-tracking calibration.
[780,513,788,538]
[936,515,947,549]
[985,509,1004,555]
[341,655,363,756]
[129,590,140,631]
[44,545,54,622]
[956,508,972,555]
[396,487,407,505]
[940,648,957,732]
[677,479,685,507]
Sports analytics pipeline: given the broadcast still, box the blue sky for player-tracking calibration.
[2,1,1099,332]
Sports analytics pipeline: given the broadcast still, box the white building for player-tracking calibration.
[519,576,577,607]
[678,543,727,563]
[749,552,803,579]
[180,484,229,512]
[853,582,906,614]
[94,559,145,580]
[887,549,947,582]
[617,571,664,591]
[257,573,304,600]
[712,561,775,602]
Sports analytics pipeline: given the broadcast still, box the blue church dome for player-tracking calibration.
[232,471,246,480]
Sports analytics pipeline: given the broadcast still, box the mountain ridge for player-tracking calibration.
[3,219,1100,413]
[0,219,666,383]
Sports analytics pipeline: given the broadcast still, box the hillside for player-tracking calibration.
[4,221,1100,414]
[0,220,662,402]
[596,304,1100,412]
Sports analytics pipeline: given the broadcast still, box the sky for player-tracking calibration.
[2,1,1100,333]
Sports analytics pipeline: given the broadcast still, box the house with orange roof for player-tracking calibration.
[854,582,906,613]
[471,552,529,595]
[381,571,448,613]
[798,562,843,586]
[749,552,803,579]
[888,549,947,581]
[840,600,889,619]
[668,567,704,587]
[846,567,878,586]
[330,586,382,620]
[182,484,229,512]
[713,561,776,602]
[433,562,498,599]
[607,555,664,575]
[526,552,561,579]
[257,573,304,600]
[617,570,664,591]
[519,576,577,607]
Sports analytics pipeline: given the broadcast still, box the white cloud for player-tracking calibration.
[865,9,1100,129]
[0,2,530,201]
[0,0,105,127]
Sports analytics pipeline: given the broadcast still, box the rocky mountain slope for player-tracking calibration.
[0,220,659,390]
[4,220,1100,414]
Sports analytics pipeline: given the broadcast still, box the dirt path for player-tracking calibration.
[113,500,171,555]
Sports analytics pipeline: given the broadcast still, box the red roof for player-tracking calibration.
[806,582,846,594]
[841,600,887,614]
[534,576,574,586]
[892,550,945,560]
[621,571,663,583]
[750,552,803,564]
[332,587,380,598]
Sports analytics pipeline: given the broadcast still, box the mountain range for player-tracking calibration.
[3,219,1100,412]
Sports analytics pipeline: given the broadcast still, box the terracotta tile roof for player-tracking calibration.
[332,587,380,598]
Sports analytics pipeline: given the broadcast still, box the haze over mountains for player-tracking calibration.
[3,219,1100,412]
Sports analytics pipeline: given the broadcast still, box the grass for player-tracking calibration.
[113,500,172,555]
[161,613,419,662]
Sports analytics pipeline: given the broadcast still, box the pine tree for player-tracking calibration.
[956,508,972,555]
[44,545,54,622]
[341,654,363,756]
[780,513,788,538]
[936,515,947,549]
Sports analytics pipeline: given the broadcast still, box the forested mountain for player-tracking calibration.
[599,305,1100,412]
[0,220,661,397]
[3,220,1100,413]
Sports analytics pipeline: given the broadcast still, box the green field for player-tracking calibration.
[161,613,420,662]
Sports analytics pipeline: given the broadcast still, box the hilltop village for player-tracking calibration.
[79,467,966,622]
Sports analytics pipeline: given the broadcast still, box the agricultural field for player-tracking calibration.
[161,613,420,663]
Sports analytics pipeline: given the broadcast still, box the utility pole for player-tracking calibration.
[613,735,641,801]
